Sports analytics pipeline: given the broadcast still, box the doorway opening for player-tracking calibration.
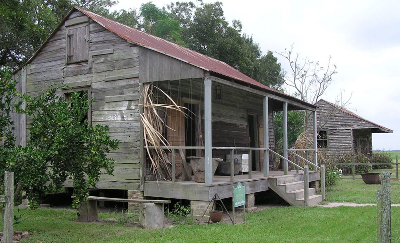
[248,114,259,171]
[185,103,197,157]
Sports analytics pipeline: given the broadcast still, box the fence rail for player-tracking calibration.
[330,161,399,180]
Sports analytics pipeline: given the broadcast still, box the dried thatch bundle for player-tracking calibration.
[140,84,187,180]
[290,131,327,169]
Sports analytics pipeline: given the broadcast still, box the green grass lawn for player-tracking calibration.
[326,178,400,204]
[3,165,400,242]
[3,206,399,243]
[386,151,400,162]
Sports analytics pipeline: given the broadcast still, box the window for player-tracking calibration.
[66,25,88,63]
[64,88,91,125]
[317,130,327,148]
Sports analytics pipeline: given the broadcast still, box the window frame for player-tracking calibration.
[317,130,328,148]
[63,87,92,125]
[66,24,89,64]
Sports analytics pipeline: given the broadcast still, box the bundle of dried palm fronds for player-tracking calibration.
[290,131,327,168]
[140,84,187,180]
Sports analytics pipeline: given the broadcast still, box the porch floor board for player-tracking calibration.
[144,170,319,201]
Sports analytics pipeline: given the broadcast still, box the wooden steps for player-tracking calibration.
[268,173,323,206]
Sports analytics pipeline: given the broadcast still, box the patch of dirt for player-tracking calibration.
[0,231,29,242]
[318,202,400,208]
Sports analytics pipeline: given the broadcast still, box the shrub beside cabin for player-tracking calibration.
[12,7,323,210]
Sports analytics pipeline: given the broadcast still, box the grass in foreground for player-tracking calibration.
[2,206,398,243]
[327,174,400,204]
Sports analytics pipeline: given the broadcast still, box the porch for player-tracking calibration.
[139,76,323,206]
[144,170,321,202]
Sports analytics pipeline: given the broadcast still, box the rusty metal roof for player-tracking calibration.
[318,99,393,133]
[75,7,315,108]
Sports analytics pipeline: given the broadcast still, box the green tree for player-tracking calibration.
[274,110,305,151]
[1,69,119,208]
[20,86,119,207]
[166,1,283,88]
[0,0,117,69]
[139,2,183,44]
[0,67,21,176]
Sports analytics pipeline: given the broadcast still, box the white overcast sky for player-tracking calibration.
[111,0,399,150]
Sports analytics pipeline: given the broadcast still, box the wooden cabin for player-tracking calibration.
[13,7,323,211]
[311,99,392,158]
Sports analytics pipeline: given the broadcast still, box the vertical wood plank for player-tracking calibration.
[283,102,288,175]
[313,111,318,170]
[321,164,326,200]
[230,149,234,182]
[4,172,14,243]
[263,96,269,177]
[172,149,176,183]
[377,171,391,243]
[139,84,145,191]
[304,165,309,206]
[248,150,252,179]
[204,77,212,185]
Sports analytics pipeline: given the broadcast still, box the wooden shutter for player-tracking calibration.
[67,25,88,63]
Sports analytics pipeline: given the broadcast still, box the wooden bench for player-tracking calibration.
[78,196,171,229]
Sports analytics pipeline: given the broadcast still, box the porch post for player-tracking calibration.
[313,110,318,170]
[283,102,288,175]
[204,77,213,185]
[263,96,269,177]
[139,83,145,191]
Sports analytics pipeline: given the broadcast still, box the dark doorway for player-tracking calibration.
[185,103,196,157]
[248,114,259,171]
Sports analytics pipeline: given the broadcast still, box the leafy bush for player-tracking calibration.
[371,152,393,169]
[324,166,342,188]
[168,202,193,225]
[335,153,371,175]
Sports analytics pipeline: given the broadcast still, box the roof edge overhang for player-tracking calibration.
[318,99,393,133]
[12,6,316,112]
[210,74,316,111]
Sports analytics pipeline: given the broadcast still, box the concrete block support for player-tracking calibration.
[128,190,144,212]
[246,193,257,212]
[139,203,165,229]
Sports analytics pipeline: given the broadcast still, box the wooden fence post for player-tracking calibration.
[4,171,14,243]
[396,155,398,180]
[377,171,391,243]
[304,165,309,206]
[352,157,356,180]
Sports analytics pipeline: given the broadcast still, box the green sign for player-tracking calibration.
[234,182,245,207]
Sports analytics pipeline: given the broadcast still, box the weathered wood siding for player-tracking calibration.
[21,10,141,190]
[139,48,204,83]
[310,100,375,157]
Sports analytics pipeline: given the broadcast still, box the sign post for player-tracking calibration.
[232,182,246,224]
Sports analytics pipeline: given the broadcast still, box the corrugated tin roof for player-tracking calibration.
[318,99,393,133]
[75,7,314,108]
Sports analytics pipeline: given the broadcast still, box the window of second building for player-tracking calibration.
[317,130,327,148]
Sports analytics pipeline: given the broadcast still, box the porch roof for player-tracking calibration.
[15,6,316,110]
[75,7,315,110]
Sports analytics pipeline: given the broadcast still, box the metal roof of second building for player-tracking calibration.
[317,99,393,133]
